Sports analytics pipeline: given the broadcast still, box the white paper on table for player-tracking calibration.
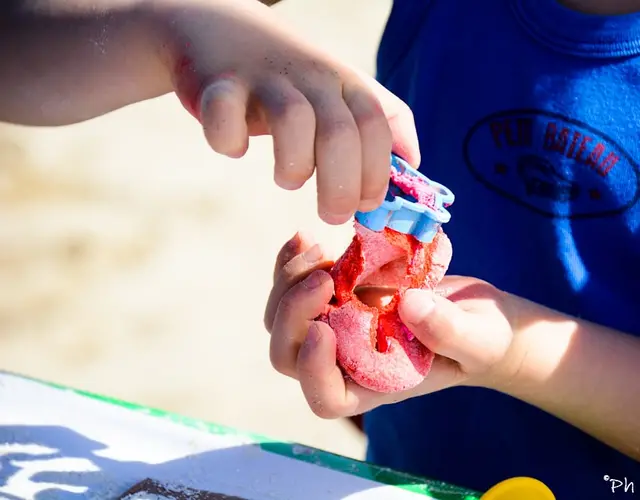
[0,372,434,500]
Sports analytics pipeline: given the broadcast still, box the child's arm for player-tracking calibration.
[1,0,420,225]
[0,0,171,126]
[491,295,640,461]
[0,0,285,124]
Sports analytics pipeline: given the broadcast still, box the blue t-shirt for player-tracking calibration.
[364,0,640,497]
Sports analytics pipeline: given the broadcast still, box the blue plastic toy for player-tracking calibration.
[354,154,454,244]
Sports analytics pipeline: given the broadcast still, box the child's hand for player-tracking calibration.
[161,0,419,224]
[1,0,416,225]
[264,232,521,418]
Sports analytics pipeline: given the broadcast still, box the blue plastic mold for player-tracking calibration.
[354,155,455,243]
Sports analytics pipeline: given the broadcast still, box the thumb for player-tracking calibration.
[398,289,481,369]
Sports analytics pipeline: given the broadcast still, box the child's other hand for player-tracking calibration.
[397,279,518,392]
[264,233,520,418]
[160,0,419,224]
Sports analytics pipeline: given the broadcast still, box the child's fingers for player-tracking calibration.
[343,83,392,212]
[200,77,250,158]
[297,322,464,418]
[307,90,362,225]
[269,271,334,378]
[258,79,316,190]
[387,105,420,169]
[354,71,421,168]
[272,231,315,283]
[297,321,375,418]
[264,243,333,332]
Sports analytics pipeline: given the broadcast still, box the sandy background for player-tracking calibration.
[0,1,392,460]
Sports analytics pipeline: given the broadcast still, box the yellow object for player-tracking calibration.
[481,477,556,500]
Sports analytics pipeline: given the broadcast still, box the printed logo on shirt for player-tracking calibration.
[462,109,640,218]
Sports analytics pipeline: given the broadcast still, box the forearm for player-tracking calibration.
[497,295,640,460]
[0,1,172,126]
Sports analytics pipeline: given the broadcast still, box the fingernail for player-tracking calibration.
[296,229,315,245]
[307,322,323,346]
[201,78,237,100]
[281,237,300,258]
[303,244,324,265]
[304,270,328,289]
[298,323,323,363]
[402,289,435,320]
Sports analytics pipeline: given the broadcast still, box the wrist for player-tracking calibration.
[484,292,577,397]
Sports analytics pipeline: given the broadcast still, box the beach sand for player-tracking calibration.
[0,0,392,460]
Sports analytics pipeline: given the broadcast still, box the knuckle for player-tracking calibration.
[356,103,390,135]
[319,118,358,142]
[283,96,315,123]
[272,91,314,123]
[276,290,298,318]
[304,63,342,88]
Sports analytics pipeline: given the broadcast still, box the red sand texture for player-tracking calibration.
[389,168,438,209]
[320,222,452,393]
